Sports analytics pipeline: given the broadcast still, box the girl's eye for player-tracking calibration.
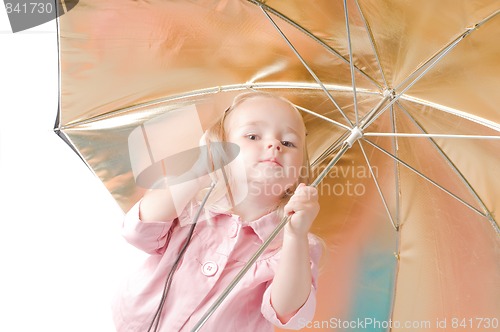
[247,134,258,140]
[281,141,296,148]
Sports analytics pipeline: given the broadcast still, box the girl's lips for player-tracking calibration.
[259,159,282,167]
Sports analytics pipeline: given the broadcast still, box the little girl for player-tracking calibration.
[113,92,322,331]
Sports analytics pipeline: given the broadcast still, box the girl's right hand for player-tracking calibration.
[283,183,319,236]
[139,165,211,223]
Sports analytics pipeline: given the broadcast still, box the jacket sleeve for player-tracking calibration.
[121,199,175,255]
[260,234,323,330]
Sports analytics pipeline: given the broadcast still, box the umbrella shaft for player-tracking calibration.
[360,93,391,130]
[311,143,350,188]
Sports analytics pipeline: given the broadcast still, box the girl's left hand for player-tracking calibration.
[283,183,320,236]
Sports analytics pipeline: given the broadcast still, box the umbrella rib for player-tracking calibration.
[388,106,402,328]
[362,139,490,221]
[397,94,500,133]
[258,5,355,128]
[363,133,500,140]
[309,97,393,169]
[394,21,482,93]
[358,140,398,230]
[397,102,500,233]
[337,6,486,133]
[60,82,372,129]
[362,30,469,131]
[246,0,382,90]
[246,85,352,131]
[354,0,389,89]
[294,105,352,131]
[396,10,499,92]
[310,133,351,169]
[343,0,359,126]
[390,105,401,229]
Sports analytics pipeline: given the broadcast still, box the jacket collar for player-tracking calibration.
[208,208,282,243]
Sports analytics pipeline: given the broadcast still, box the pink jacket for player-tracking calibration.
[112,200,322,331]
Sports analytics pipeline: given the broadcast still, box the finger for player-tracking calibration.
[285,197,312,213]
[283,203,295,216]
[294,183,317,194]
[292,187,318,202]
[284,198,301,214]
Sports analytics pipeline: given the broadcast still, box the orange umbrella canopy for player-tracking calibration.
[56,1,499,331]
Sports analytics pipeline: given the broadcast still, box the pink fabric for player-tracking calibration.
[112,200,322,331]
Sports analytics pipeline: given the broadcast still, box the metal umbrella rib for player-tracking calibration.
[247,0,383,91]
[358,139,398,230]
[259,5,354,128]
[390,106,401,231]
[362,139,494,224]
[397,102,499,227]
[354,0,389,89]
[343,0,360,126]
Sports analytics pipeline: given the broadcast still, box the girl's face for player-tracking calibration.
[224,96,306,198]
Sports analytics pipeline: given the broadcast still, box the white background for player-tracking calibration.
[0,9,145,332]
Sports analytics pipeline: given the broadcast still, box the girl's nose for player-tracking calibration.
[267,141,281,151]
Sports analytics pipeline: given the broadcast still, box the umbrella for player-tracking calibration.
[55,0,500,331]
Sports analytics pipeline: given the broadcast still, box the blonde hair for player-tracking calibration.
[200,91,311,218]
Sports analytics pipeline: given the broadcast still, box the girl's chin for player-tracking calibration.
[244,192,284,205]
[247,180,293,196]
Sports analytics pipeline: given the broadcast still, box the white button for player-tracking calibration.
[201,261,218,276]
[228,222,239,238]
